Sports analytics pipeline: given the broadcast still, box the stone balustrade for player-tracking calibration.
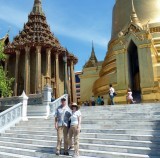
[0,94,42,107]
[0,91,29,133]
[0,102,22,133]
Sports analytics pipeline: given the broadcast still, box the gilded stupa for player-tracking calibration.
[93,0,160,103]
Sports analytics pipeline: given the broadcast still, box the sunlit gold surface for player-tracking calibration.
[93,0,160,104]
[112,0,160,39]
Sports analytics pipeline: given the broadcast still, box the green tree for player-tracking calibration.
[0,41,14,97]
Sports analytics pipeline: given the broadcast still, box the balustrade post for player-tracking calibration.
[43,84,52,119]
[19,91,28,121]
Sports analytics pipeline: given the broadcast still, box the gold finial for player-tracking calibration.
[130,0,142,28]
[32,0,43,14]
[7,26,11,35]
[131,0,135,13]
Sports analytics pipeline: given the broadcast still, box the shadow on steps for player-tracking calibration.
[149,120,160,158]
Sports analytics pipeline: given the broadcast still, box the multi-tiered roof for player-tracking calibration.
[5,0,77,62]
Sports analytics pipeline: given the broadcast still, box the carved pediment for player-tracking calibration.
[118,23,143,37]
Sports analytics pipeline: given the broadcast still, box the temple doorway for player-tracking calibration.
[128,41,141,102]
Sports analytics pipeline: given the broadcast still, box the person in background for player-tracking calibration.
[69,103,81,158]
[90,96,95,106]
[97,96,102,105]
[101,96,104,105]
[55,98,71,156]
[86,101,90,106]
[109,84,115,105]
[81,102,85,106]
[51,94,55,102]
[126,88,136,104]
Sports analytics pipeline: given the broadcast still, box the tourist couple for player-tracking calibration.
[55,98,81,158]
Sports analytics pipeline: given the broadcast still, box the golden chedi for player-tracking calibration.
[80,43,102,103]
[93,0,160,103]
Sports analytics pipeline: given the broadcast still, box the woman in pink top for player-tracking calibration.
[126,88,135,104]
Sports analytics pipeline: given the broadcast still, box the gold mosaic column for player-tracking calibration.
[138,45,154,88]
[67,65,71,100]
[24,46,30,95]
[55,52,60,98]
[70,60,76,102]
[35,46,42,93]
[46,48,51,79]
[116,48,128,90]
[14,50,20,96]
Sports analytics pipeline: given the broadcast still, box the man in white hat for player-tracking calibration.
[55,98,71,156]
[68,103,81,158]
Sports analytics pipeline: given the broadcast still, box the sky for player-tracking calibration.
[0,0,115,71]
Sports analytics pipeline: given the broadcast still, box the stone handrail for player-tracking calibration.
[0,91,29,133]
[0,102,22,133]
[49,94,68,116]
[0,93,42,106]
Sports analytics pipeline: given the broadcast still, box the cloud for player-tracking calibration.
[50,23,109,48]
[0,5,27,28]
[0,2,109,49]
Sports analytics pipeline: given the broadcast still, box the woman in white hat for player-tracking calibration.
[69,103,81,158]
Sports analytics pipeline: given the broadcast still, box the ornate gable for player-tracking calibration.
[118,0,143,37]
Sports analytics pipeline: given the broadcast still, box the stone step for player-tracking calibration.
[80,108,160,111]
[13,124,160,130]
[26,117,160,121]
[80,109,160,113]
[81,114,160,118]
[0,146,58,158]
[81,113,160,117]
[0,145,157,158]
[27,104,160,113]
[80,107,160,111]
[16,120,160,127]
[81,103,160,109]
[5,128,160,136]
[10,126,160,133]
[2,133,160,142]
[16,121,159,127]
[27,113,46,116]
[0,152,38,158]
[17,119,160,126]
[20,118,160,121]
[81,115,160,120]
[0,135,160,149]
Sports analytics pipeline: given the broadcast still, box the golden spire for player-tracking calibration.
[91,41,95,59]
[32,0,44,15]
[83,41,98,68]
[131,0,135,13]
[130,0,142,27]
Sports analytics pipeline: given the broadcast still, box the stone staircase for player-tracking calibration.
[0,104,160,158]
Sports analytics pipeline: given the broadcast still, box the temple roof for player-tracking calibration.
[6,0,62,50]
[84,42,99,68]
[5,0,78,63]
[0,34,9,46]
